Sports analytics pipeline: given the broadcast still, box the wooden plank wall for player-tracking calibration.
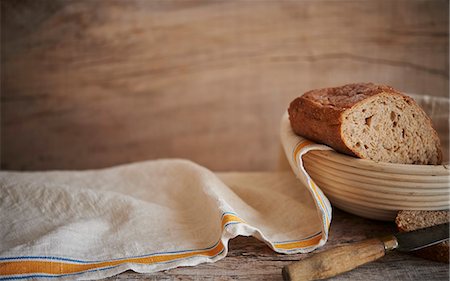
[1,0,448,171]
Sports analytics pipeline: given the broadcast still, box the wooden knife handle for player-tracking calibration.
[282,238,391,281]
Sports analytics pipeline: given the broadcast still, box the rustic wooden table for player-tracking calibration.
[104,208,448,281]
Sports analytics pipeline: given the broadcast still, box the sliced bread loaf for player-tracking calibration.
[396,210,449,263]
[288,83,442,164]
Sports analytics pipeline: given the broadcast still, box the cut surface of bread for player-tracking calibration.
[396,210,449,263]
[288,83,442,164]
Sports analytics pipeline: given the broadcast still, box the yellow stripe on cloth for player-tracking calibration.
[310,181,330,227]
[222,213,245,227]
[293,140,314,167]
[0,243,224,276]
[274,233,322,250]
[293,140,331,228]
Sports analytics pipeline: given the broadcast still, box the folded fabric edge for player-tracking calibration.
[0,211,325,280]
[279,112,333,246]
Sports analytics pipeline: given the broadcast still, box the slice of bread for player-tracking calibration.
[288,83,442,164]
[396,210,449,263]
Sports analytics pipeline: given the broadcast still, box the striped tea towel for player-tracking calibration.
[280,111,333,241]
[0,115,332,280]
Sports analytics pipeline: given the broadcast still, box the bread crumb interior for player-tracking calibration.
[341,93,440,164]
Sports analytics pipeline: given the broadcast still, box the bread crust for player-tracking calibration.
[289,94,351,154]
[288,83,442,164]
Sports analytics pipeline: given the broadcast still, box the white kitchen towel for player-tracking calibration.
[0,115,331,280]
[280,111,333,238]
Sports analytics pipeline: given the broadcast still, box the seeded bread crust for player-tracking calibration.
[396,210,449,263]
[288,83,442,164]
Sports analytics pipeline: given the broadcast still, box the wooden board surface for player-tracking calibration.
[103,208,449,281]
[1,0,449,171]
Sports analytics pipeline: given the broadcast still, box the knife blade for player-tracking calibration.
[394,222,449,252]
[282,223,449,281]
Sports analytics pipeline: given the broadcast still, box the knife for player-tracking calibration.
[282,223,449,281]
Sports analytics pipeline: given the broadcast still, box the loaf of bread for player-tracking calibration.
[288,83,442,164]
[396,210,449,263]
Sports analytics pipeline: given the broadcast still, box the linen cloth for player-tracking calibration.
[0,113,331,280]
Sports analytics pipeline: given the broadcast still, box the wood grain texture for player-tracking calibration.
[1,0,448,171]
[102,209,448,281]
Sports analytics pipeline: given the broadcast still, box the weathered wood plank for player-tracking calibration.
[1,0,448,171]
